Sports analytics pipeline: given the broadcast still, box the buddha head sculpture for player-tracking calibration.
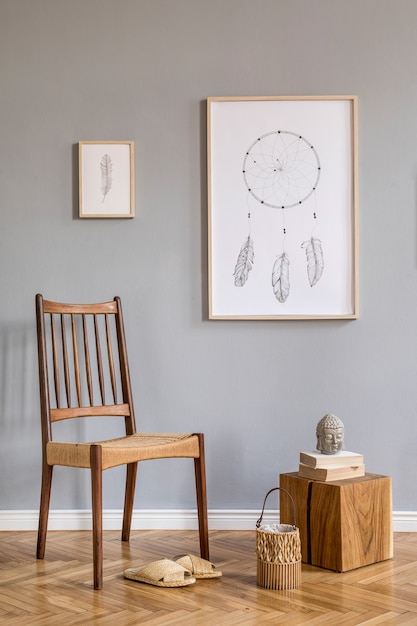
[316,413,344,455]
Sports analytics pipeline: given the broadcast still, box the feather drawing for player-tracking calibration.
[272,253,290,303]
[233,236,254,287]
[100,154,113,203]
[302,237,324,287]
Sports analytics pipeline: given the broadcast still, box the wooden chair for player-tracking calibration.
[35,294,209,589]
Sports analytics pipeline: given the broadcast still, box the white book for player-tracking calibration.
[298,462,365,482]
[299,450,364,469]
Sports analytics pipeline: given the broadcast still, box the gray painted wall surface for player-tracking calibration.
[1,0,416,512]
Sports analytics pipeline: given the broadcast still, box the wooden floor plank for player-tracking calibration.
[1,530,417,624]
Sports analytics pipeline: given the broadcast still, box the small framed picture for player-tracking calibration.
[79,141,135,218]
[207,96,358,320]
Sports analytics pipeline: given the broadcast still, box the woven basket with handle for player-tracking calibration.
[255,487,301,590]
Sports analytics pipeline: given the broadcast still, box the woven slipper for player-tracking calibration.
[124,558,196,587]
[173,554,222,579]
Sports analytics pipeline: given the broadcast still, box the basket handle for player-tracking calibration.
[256,487,297,529]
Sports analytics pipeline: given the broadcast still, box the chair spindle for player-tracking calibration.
[50,314,61,408]
[83,314,94,406]
[61,314,71,408]
[105,314,117,405]
[71,314,82,407]
[94,315,106,405]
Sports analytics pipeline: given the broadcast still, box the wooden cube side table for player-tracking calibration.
[279,472,393,572]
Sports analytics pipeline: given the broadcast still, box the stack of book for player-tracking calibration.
[298,450,365,481]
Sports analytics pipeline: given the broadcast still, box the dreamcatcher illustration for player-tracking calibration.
[233,130,324,303]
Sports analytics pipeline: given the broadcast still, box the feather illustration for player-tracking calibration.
[272,253,290,303]
[302,237,324,287]
[233,236,254,286]
[100,154,113,203]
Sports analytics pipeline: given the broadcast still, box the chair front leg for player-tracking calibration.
[90,444,103,590]
[194,433,209,561]
[37,459,53,559]
[122,462,138,542]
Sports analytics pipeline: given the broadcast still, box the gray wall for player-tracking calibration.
[1,0,417,513]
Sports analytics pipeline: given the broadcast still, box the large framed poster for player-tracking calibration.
[207,96,358,320]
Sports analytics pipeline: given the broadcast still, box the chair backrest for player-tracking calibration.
[36,294,136,445]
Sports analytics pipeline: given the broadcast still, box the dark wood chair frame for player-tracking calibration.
[35,294,209,589]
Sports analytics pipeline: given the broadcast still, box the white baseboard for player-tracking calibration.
[0,509,415,532]
[391,511,417,532]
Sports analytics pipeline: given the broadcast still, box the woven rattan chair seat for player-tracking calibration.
[47,433,199,469]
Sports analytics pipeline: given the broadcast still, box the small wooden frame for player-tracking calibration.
[79,141,135,218]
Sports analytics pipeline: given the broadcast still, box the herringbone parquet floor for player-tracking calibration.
[1,530,417,624]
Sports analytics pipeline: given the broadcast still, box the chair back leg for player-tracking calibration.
[37,462,53,559]
[90,445,103,590]
[194,433,209,561]
[122,462,138,542]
